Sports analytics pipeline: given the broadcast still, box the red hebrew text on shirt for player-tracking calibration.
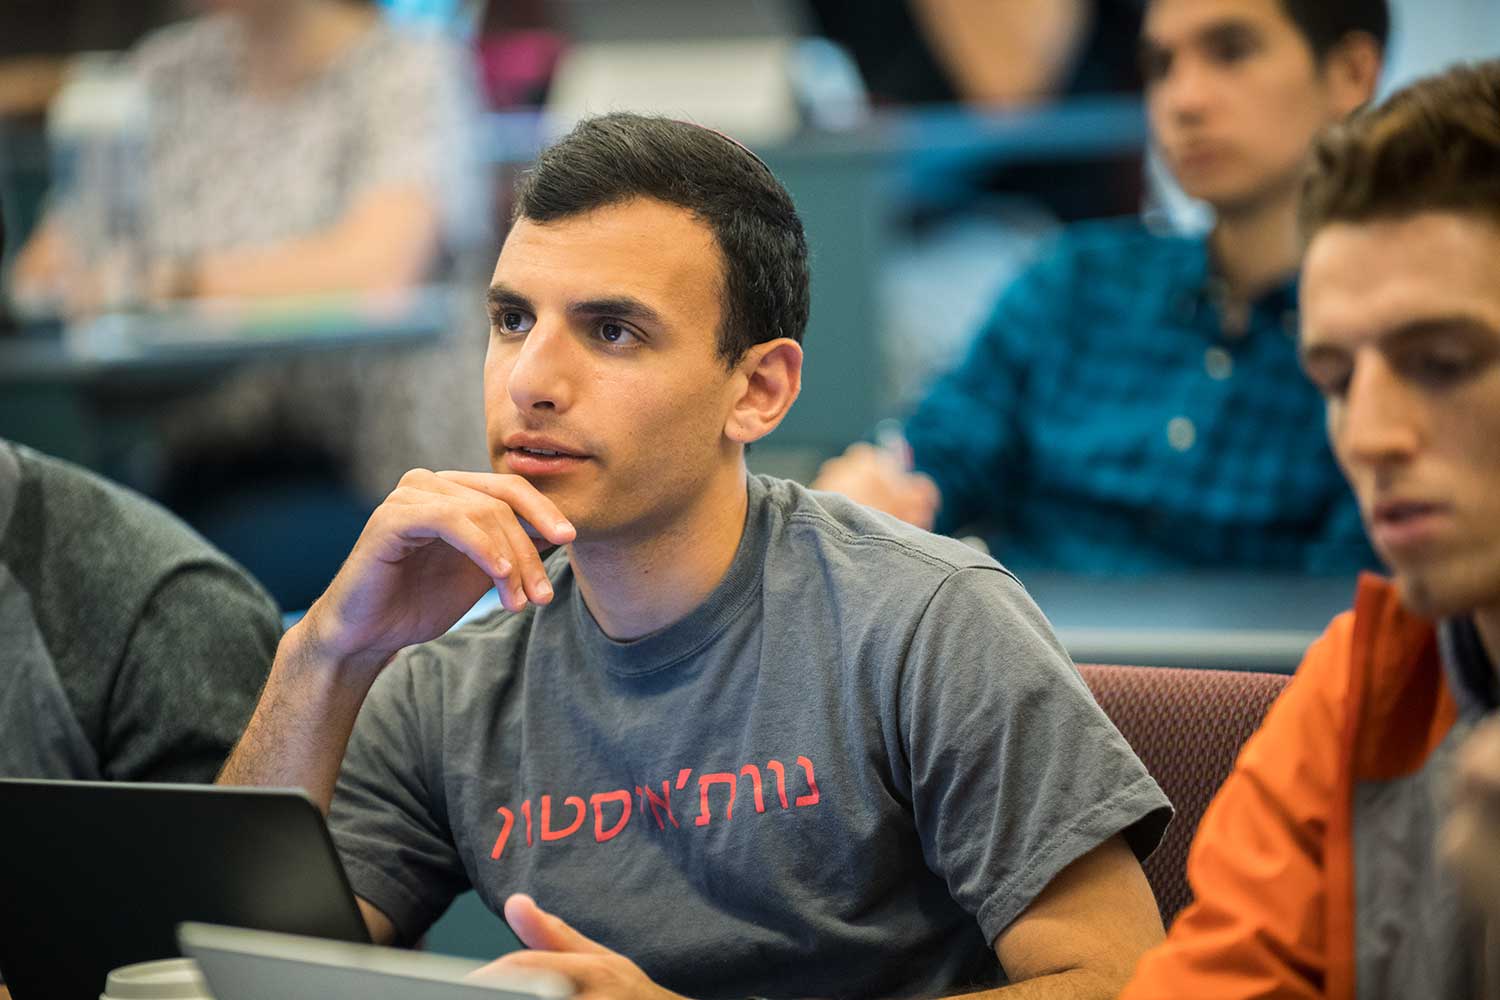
[489,755,821,862]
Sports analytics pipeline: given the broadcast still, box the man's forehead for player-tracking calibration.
[493,200,723,316]
[1302,217,1500,348]
[1144,0,1282,44]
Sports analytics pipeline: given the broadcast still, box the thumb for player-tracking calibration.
[504,894,609,954]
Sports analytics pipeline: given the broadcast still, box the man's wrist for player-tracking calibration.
[283,614,396,682]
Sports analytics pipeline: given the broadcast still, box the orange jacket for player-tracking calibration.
[1119,574,1457,1000]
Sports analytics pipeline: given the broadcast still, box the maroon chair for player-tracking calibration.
[1078,663,1291,926]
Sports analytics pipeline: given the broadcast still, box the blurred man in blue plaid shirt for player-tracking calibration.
[816,0,1388,574]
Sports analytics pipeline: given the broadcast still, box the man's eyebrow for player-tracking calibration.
[568,296,668,329]
[487,284,534,314]
[1196,18,1259,47]
[1298,340,1348,367]
[1383,315,1500,347]
[1300,315,1500,362]
[486,285,670,329]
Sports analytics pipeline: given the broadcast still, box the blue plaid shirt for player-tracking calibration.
[904,218,1377,574]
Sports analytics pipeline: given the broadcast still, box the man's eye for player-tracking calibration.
[1405,351,1477,386]
[1303,360,1351,399]
[496,310,534,333]
[1312,372,1351,399]
[1208,36,1255,65]
[1140,50,1171,84]
[598,321,636,345]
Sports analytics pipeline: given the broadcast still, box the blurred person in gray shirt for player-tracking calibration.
[0,437,280,782]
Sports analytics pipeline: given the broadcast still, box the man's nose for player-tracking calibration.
[1157,55,1214,124]
[1338,356,1423,468]
[506,322,575,413]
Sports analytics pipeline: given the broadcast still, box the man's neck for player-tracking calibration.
[1208,186,1302,309]
[568,465,751,641]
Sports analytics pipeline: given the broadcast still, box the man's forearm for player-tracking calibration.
[216,622,388,812]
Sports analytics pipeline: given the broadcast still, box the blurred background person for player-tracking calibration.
[815,0,1387,576]
[11,0,482,310]
[0,435,280,782]
[808,0,1147,405]
[7,0,490,611]
[1121,57,1500,997]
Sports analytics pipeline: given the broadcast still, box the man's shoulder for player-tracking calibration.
[757,476,1020,592]
[5,443,258,586]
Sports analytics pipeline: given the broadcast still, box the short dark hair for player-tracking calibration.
[1301,59,1500,239]
[1276,0,1389,61]
[512,113,811,366]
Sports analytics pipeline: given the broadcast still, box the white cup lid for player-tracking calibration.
[100,957,212,999]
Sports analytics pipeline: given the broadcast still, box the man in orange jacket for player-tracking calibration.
[1119,58,1500,1000]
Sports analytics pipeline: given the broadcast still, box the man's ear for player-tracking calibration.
[725,338,803,445]
[1323,31,1383,116]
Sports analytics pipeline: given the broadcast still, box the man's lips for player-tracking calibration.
[500,433,592,476]
[502,433,590,459]
[1369,499,1452,552]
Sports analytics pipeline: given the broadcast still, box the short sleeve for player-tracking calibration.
[106,563,280,783]
[349,31,487,250]
[329,648,469,944]
[899,567,1171,945]
[905,237,1077,535]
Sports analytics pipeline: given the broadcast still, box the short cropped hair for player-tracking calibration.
[512,113,811,366]
[1278,0,1389,60]
[1300,59,1500,240]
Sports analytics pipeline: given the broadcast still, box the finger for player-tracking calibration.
[1455,721,1500,790]
[382,504,511,587]
[389,472,564,585]
[445,502,528,612]
[436,471,576,544]
[911,471,941,509]
[1441,806,1500,903]
[504,894,610,955]
[487,950,601,978]
[466,953,589,990]
[387,475,538,610]
[483,503,555,605]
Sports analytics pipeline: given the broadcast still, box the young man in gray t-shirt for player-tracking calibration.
[220,113,1171,999]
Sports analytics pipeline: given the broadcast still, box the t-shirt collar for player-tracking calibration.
[568,474,768,678]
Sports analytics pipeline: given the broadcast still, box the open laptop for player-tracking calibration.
[180,922,571,1000]
[0,780,369,1000]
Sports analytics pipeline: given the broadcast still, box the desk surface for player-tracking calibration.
[1024,572,1360,674]
[0,287,452,386]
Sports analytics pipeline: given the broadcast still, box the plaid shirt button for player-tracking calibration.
[1167,416,1197,452]
[1205,347,1234,380]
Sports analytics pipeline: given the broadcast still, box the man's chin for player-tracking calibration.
[1390,563,1498,622]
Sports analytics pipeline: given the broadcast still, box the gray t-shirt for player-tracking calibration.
[0,440,280,782]
[330,475,1170,998]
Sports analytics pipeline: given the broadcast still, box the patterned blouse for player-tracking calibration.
[135,13,485,256]
[133,14,493,499]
